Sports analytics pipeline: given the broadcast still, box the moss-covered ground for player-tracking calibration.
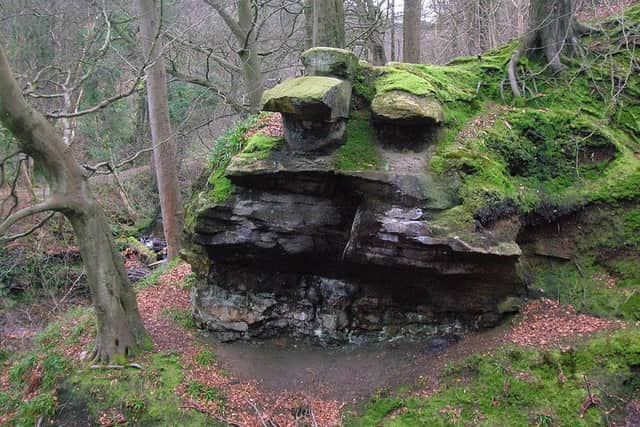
[335,110,381,171]
[345,329,640,426]
[0,275,220,426]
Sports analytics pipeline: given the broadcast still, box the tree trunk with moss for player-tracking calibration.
[508,0,597,97]
[0,41,149,363]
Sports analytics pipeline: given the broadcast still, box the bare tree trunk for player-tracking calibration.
[508,0,592,97]
[364,0,388,65]
[304,0,314,50]
[136,0,183,259]
[0,41,149,363]
[311,0,345,48]
[237,0,264,112]
[206,1,264,112]
[390,0,396,61]
[403,0,422,63]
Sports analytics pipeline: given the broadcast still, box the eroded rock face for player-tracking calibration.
[188,145,524,343]
[187,51,524,344]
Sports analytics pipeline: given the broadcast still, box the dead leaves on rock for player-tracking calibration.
[245,113,284,140]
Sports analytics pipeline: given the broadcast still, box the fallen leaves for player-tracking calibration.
[506,298,622,348]
[245,113,283,139]
[136,262,343,426]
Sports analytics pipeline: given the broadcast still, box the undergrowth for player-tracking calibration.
[0,266,217,426]
[345,328,640,426]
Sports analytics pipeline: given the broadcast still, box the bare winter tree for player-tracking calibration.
[508,0,599,97]
[204,0,265,112]
[403,0,422,62]
[136,0,183,259]
[0,40,149,363]
[346,0,388,65]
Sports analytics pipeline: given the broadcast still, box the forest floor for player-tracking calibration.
[1,259,631,426]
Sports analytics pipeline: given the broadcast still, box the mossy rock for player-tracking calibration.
[301,47,360,80]
[371,90,445,124]
[117,237,157,265]
[261,76,351,120]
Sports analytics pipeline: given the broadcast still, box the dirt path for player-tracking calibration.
[207,326,508,405]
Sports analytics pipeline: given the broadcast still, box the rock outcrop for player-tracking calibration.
[186,48,525,344]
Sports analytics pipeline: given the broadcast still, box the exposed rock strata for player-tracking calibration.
[186,48,525,344]
[189,146,523,343]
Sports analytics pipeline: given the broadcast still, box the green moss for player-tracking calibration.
[207,168,233,204]
[67,352,219,426]
[589,153,640,203]
[334,111,380,171]
[353,70,376,103]
[346,328,640,426]
[375,63,480,102]
[194,350,216,366]
[184,114,281,232]
[237,134,283,162]
[262,76,345,105]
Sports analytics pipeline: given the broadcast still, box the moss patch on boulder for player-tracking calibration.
[371,90,444,124]
[261,76,351,120]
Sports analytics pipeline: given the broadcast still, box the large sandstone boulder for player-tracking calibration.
[261,76,352,152]
[261,76,351,121]
[187,145,524,343]
[301,47,360,80]
[372,90,445,124]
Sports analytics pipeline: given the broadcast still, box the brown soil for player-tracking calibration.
[207,325,508,404]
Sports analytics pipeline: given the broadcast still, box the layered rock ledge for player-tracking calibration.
[185,48,525,344]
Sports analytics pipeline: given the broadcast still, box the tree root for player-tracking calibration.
[90,363,142,370]
[507,49,523,98]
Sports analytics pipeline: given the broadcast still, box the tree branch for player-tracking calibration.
[0,212,55,244]
[0,198,66,238]
[204,0,245,40]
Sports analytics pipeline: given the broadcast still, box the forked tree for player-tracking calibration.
[508,0,598,97]
[0,40,149,363]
